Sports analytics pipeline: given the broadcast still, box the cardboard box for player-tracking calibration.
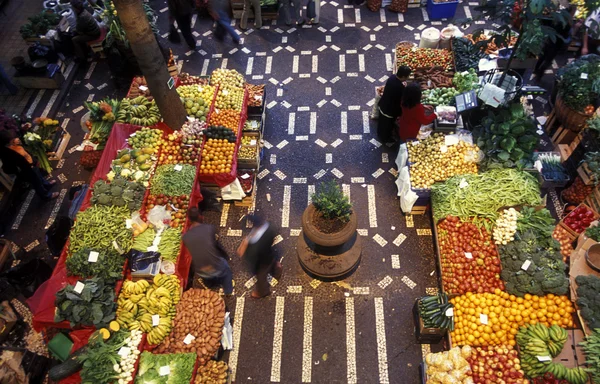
[553,329,586,368]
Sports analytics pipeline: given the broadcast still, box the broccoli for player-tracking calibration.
[112,197,126,207]
[504,280,516,294]
[516,273,530,286]
[112,177,127,187]
[578,296,592,308]
[110,185,123,196]
[97,194,112,205]
[93,180,110,195]
[541,275,568,295]
[529,281,544,296]
[122,190,134,201]
[501,270,512,281]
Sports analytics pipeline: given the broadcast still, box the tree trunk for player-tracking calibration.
[113,0,186,130]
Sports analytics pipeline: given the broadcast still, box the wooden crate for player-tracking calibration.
[577,163,596,186]
[47,132,70,161]
[410,205,429,215]
[584,186,600,214]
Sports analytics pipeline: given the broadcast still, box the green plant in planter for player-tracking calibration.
[582,151,600,185]
[312,181,352,223]
[556,55,600,112]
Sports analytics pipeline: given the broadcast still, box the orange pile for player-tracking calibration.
[209,109,240,131]
[450,290,575,347]
[199,139,235,175]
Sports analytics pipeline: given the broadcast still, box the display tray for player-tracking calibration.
[247,87,266,115]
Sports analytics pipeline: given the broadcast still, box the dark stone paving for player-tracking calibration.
[0,0,571,382]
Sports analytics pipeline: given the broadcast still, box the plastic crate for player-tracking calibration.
[426,0,458,20]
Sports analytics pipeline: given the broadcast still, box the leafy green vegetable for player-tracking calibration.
[78,330,129,383]
[431,169,541,223]
[66,247,126,282]
[453,68,481,93]
[516,207,556,238]
[556,55,600,112]
[575,275,600,330]
[498,230,568,297]
[54,278,117,327]
[473,103,538,170]
[135,351,197,384]
[19,11,61,39]
[150,164,196,196]
[68,205,133,256]
[580,328,600,384]
[585,225,600,242]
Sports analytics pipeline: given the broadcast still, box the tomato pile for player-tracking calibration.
[144,194,190,228]
[437,216,504,295]
[466,346,526,384]
[395,45,453,71]
[562,205,597,234]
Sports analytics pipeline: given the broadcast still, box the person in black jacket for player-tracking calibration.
[71,0,101,61]
[168,0,198,50]
[377,65,411,144]
[0,130,58,200]
[237,214,282,298]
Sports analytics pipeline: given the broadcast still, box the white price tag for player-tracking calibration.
[527,95,533,100]
[125,219,133,229]
[174,164,183,171]
[74,281,85,294]
[152,314,160,326]
[521,260,532,270]
[459,178,469,189]
[147,245,158,252]
[534,160,543,173]
[88,251,99,263]
[130,133,136,137]
[183,334,195,345]
[581,73,589,79]
[254,95,262,100]
[113,240,124,254]
[536,356,552,362]
[159,366,170,376]
[250,140,257,146]
[222,89,229,95]
[439,145,448,153]
[465,252,473,259]
[479,314,488,325]
[445,307,454,317]
[138,85,148,91]
[170,203,179,212]
[118,347,131,357]
[240,173,250,179]
[197,85,203,92]
[461,71,469,76]
[445,135,459,146]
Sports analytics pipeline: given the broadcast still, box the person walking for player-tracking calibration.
[397,83,437,142]
[237,215,282,298]
[70,0,101,61]
[0,130,58,200]
[168,0,198,50]
[377,65,411,143]
[280,0,303,26]
[210,0,241,44]
[183,208,234,294]
[240,0,262,30]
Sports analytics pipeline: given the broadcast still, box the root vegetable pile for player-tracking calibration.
[156,289,225,366]
[424,346,473,384]
[195,360,229,384]
[493,208,520,245]
[552,226,573,262]
[407,133,479,189]
[437,216,504,295]
[413,67,454,90]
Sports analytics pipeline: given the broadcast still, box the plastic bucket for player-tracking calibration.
[439,25,462,50]
[419,27,440,49]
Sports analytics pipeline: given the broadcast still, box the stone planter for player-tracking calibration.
[297,205,362,280]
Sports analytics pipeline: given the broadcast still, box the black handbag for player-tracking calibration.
[307,0,316,19]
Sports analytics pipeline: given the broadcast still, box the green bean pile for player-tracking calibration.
[68,206,133,255]
[431,169,541,222]
[149,164,196,197]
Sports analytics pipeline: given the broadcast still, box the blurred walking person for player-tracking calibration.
[168,0,198,50]
[240,0,262,30]
[211,0,241,44]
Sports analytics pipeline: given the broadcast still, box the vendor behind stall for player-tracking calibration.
[583,8,600,55]
[377,65,411,144]
[397,83,437,142]
[70,0,101,61]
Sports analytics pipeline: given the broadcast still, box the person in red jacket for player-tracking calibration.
[397,83,437,142]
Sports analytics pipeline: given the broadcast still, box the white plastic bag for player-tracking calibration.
[395,166,411,197]
[147,205,171,229]
[395,143,408,170]
[221,178,246,201]
[400,189,419,213]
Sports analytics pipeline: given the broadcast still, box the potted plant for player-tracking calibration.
[297,181,361,280]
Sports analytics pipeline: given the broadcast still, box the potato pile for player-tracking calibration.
[210,69,245,88]
[155,289,225,366]
[195,360,229,384]
[408,133,479,189]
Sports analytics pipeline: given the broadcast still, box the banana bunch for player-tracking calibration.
[117,96,161,126]
[116,275,181,345]
[517,323,589,384]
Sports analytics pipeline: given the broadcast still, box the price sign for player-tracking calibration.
[183,334,195,345]
[240,173,250,179]
[536,356,552,362]
[465,252,473,259]
[459,179,469,189]
[139,85,148,91]
[174,164,183,171]
[147,245,158,252]
[88,251,99,263]
[125,219,133,229]
[254,95,262,100]
[159,366,170,376]
[167,77,175,90]
[152,314,160,326]
[445,307,454,317]
[118,347,131,357]
[250,140,257,146]
[521,260,532,271]
[479,314,488,325]
[113,240,124,254]
[581,73,589,80]
[74,281,85,294]
[445,135,459,146]
[439,145,448,153]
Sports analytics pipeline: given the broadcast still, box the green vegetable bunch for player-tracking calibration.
[580,328,600,384]
[19,11,61,39]
[575,275,600,330]
[516,207,556,239]
[91,177,145,211]
[66,247,126,282]
[556,55,600,112]
[422,87,459,107]
[78,330,129,383]
[452,37,487,73]
[312,181,353,223]
[431,169,541,222]
[55,277,117,327]
[68,205,133,256]
[132,227,182,262]
[135,351,197,384]
[474,103,538,170]
[150,164,196,197]
[498,230,568,297]
[585,225,600,242]
[453,68,481,93]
